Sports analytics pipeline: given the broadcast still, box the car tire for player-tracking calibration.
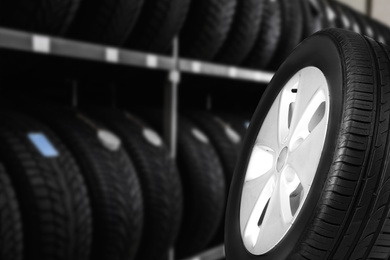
[268,0,303,70]
[180,0,237,61]
[0,163,23,260]
[88,109,183,260]
[243,0,282,69]
[125,0,191,54]
[139,111,226,257]
[66,0,144,45]
[226,28,390,259]
[214,0,266,65]
[0,111,92,260]
[33,110,144,260]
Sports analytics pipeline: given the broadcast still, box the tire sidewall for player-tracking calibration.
[225,33,345,260]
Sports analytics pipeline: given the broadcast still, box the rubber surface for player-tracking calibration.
[138,111,226,257]
[217,113,250,140]
[0,163,23,260]
[33,110,143,260]
[0,0,80,35]
[243,0,282,69]
[338,3,362,33]
[175,117,226,257]
[188,111,245,246]
[187,111,241,186]
[268,0,304,70]
[327,0,345,29]
[180,0,237,61]
[125,0,191,54]
[67,0,144,45]
[88,109,183,260]
[226,28,390,259]
[0,111,92,260]
[300,0,323,40]
[214,0,265,65]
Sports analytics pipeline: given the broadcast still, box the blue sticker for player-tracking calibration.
[28,133,59,158]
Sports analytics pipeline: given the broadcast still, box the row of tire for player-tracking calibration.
[3,0,389,69]
[0,108,248,260]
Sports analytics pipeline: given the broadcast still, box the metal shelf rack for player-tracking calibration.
[0,27,274,260]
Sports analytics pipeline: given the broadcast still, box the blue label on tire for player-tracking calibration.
[28,133,59,158]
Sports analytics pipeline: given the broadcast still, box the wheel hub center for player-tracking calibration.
[276,147,288,172]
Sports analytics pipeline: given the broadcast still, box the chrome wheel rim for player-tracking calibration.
[239,67,330,255]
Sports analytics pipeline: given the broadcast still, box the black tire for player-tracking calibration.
[188,111,245,246]
[318,0,338,28]
[32,110,143,260]
[300,0,323,40]
[138,112,226,257]
[66,0,144,45]
[180,0,237,61]
[125,0,191,54]
[187,111,242,186]
[0,0,80,35]
[226,28,390,259]
[327,0,346,28]
[0,111,92,260]
[87,109,183,260]
[214,0,266,65]
[175,117,226,257]
[268,0,304,70]
[243,0,282,69]
[0,163,23,260]
[372,20,390,44]
[216,113,250,140]
[337,3,362,34]
[348,7,376,38]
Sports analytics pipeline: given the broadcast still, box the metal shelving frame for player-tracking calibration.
[0,27,274,260]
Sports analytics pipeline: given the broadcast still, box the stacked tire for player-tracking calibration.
[2,0,390,72]
[0,106,249,259]
[0,108,190,260]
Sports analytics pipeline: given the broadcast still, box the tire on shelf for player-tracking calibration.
[32,110,143,260]
[180,0,237,61]
[214,0,266,65]
[216,113,250,140]
[187,111,242,186]
[268,0,303,70]
[372,20,390,44]
[300,0,323,40]
[66,0,144,45]
[139,111,226,257]
[0,0,80,35]
[0,111,92,260]
[317,0,338,29]
[0,163,23,260]
[347,7,376,39]
[327,0,346,29]
[226,28,390,259]
[125,0,191,54]
[243,0,282,69]
[337,3,362,34]
[188,111,245,246]
[87,109,183,260]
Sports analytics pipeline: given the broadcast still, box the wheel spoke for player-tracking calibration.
[288,69,327,147]
[241,172,276,248]
[257,93,283,151]
[258,70,300,151]
[253,175,292,252]
[287,118,327,193]
[245,144,275,181]
[278,73,300,144]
